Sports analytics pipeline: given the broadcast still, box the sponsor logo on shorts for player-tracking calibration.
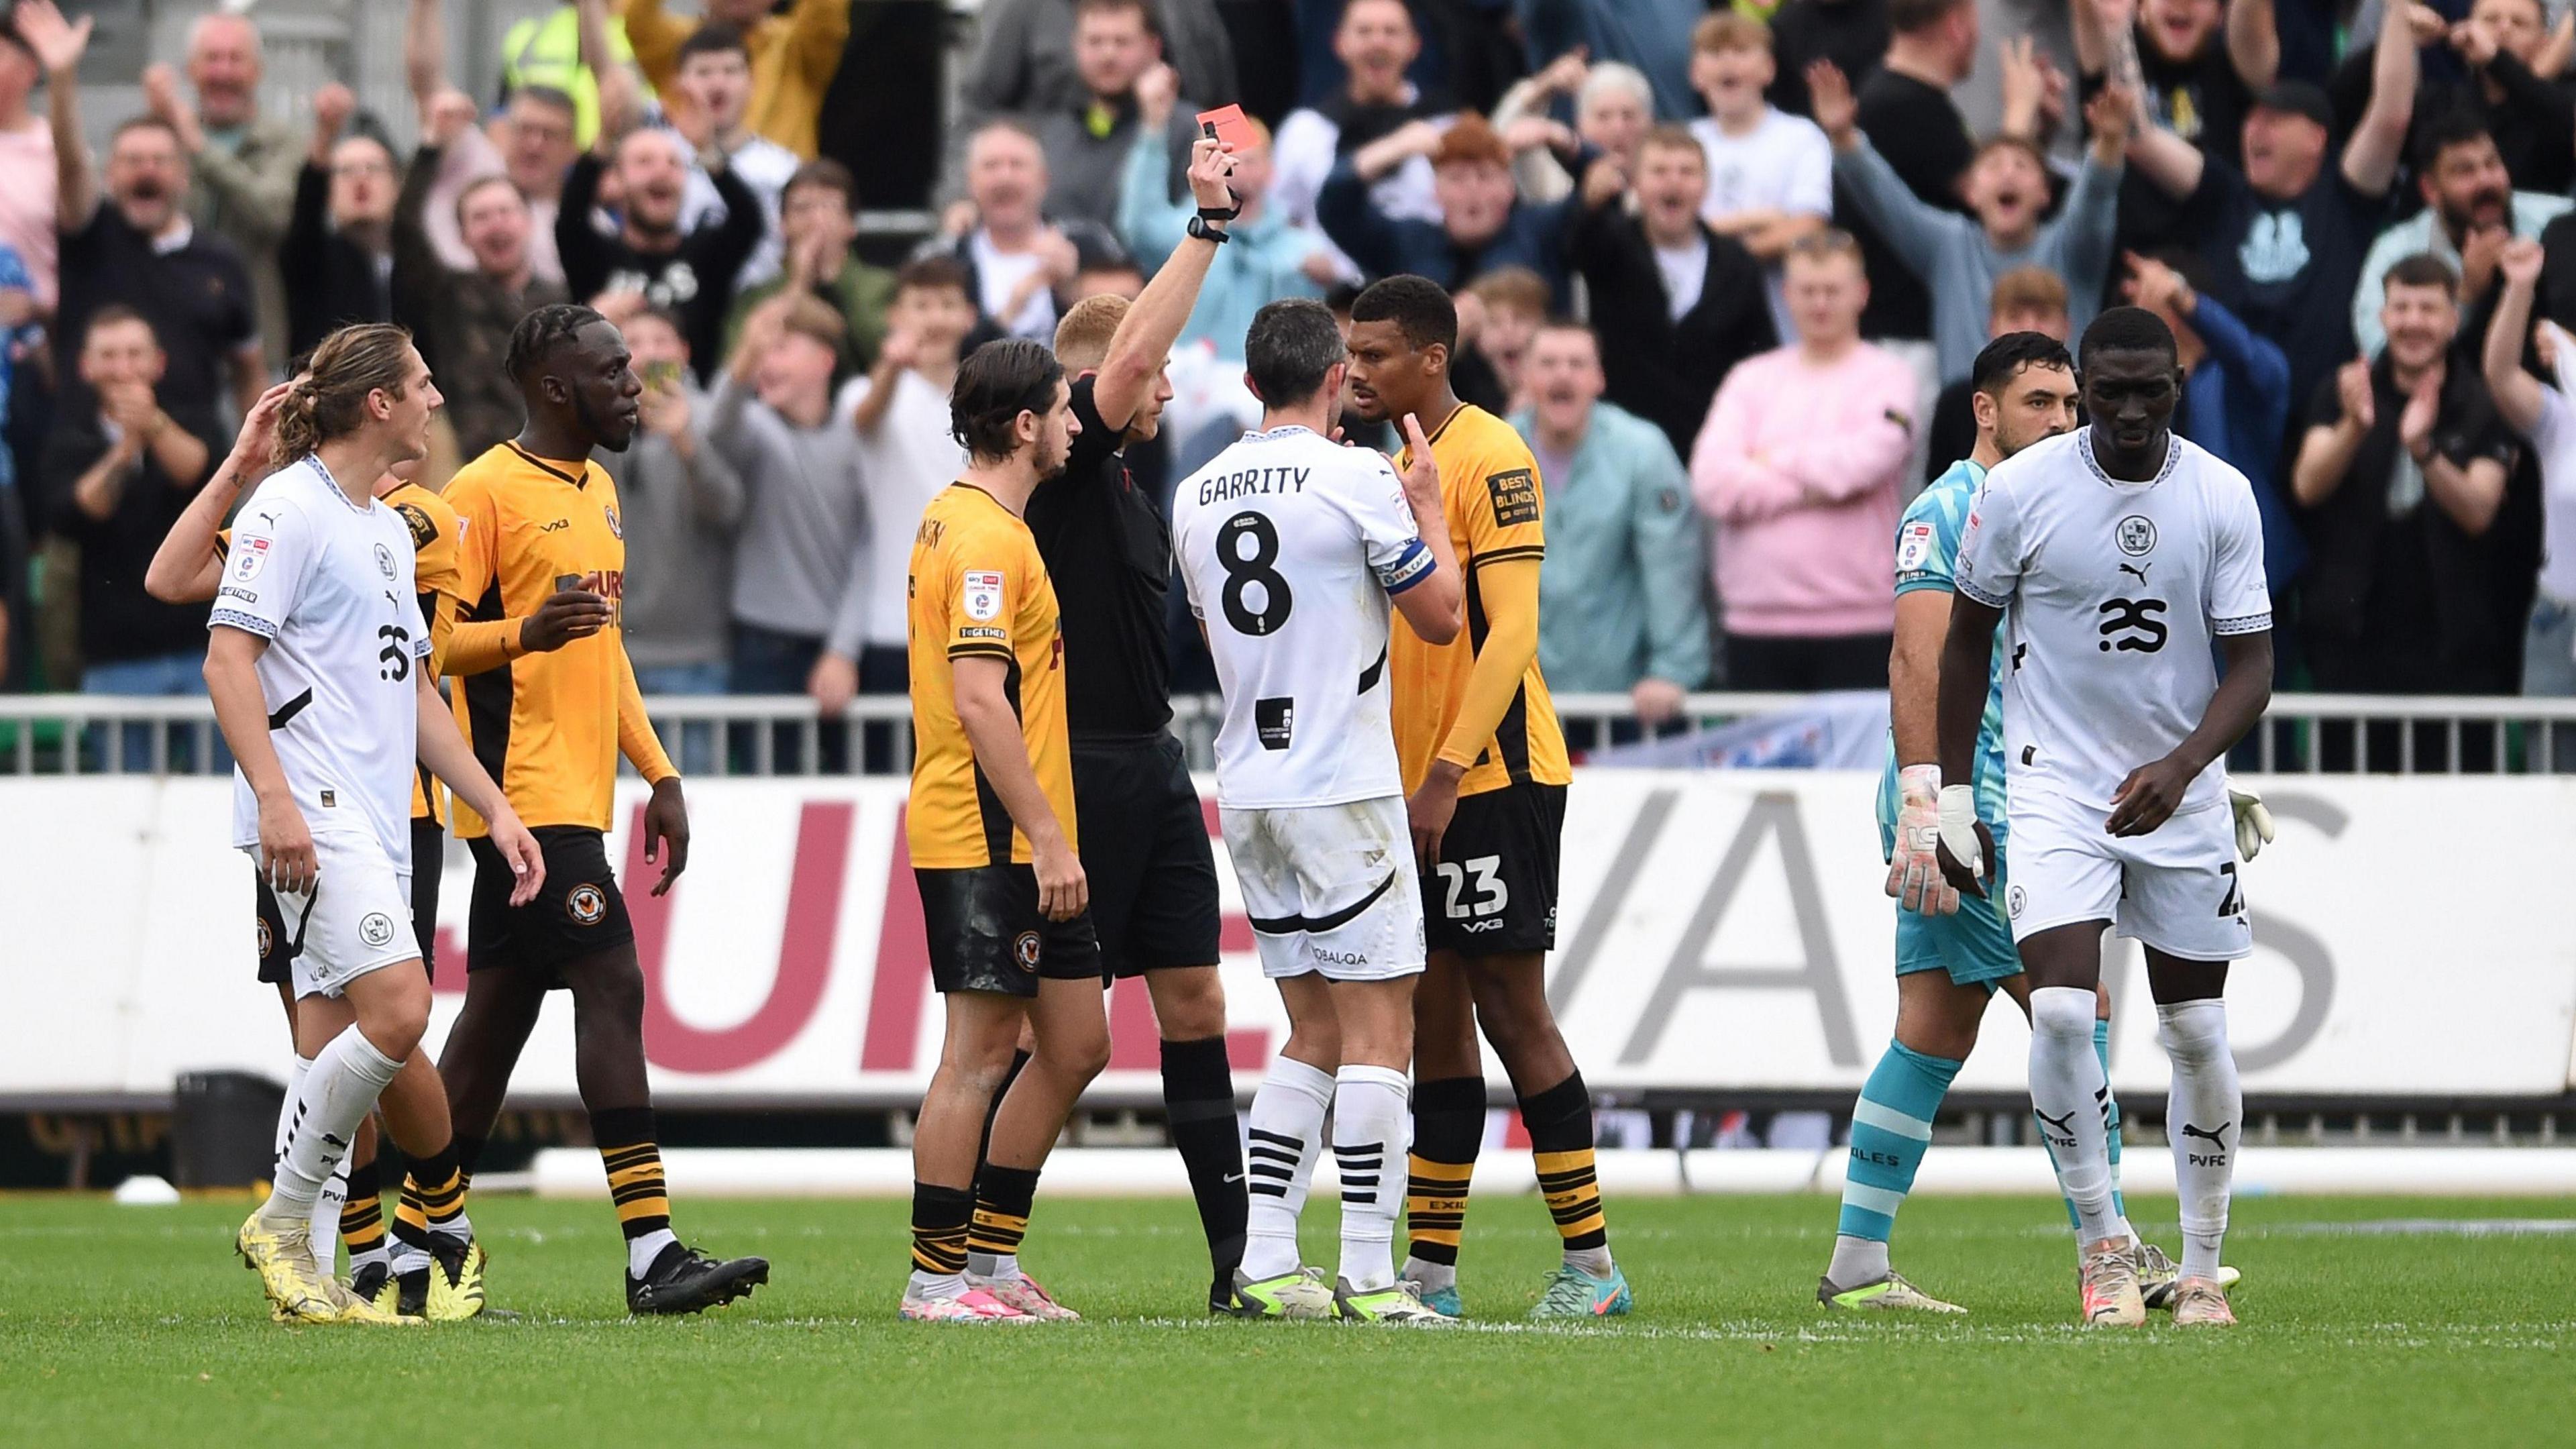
[358,912,398,949]
[1458,918,1505,933]
[567,884,608,926]
[1013,930,1041,971]
[1314,947,1371,967]
[2116,515,2157,556]
[2007,884,2026,918]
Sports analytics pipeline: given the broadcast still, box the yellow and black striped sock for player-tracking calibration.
[394,1140,468,1247]
[911,1181,973,1279]
[1404,1076,1486,1271]
[1522,1072,1609,1258]
[339,1160,389,1267]
[593,1107,671,1241]
[967,1164,1040,1271]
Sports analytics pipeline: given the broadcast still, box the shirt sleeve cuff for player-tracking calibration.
[209,608,278,639]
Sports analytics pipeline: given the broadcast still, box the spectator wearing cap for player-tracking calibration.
[30,0,264,423]
[949,0,1237,209]
[2123,247,2300,585]
[2122,23,2414,439]
[1271,0,1449,276]
[392,103,570,462]
[2355,109,2570,362]
[1509,319,1709,747]
[1686,14,1832,344]
[1032,1,1203,235]
[663,21,805,294]
[1568,123,1778,460]
[405,0,572,288]
[281,87,397,360]
[1317,113,1587,301]
[1922,264,2069,482]
[1489,53,1654,205]
[918,121,1126,345]
[2295,252,2526,767]
[725,159,898,372]
[138,10,301,375]
[623,0,853,160]
[1813,57,2127,386]
[0,19,58,315]
[1688,231,1915,691]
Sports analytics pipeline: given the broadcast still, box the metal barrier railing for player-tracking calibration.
[5,692,2574,777]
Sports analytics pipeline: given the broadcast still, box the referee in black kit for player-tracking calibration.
[1022,132,1250,1314]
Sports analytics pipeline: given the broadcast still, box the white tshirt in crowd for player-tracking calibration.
[1690,106,1833,339]
[967,229,1059,341]
[1953,430,2272,817]
[828,368,971,657]
[1172,425,1435,809]
[211,456,434,869]
[679,132,804,291]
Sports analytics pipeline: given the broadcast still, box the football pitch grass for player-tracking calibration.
[5,1191,2569,1447]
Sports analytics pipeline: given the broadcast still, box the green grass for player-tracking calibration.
[3,1191,2571,1446]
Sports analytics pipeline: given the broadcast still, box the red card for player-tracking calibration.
[1195,104,1260,152]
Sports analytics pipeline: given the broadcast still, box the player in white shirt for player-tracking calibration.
[1935,307,2273,1330]
[207,323,546,1326]
[1171,299,1462,1324]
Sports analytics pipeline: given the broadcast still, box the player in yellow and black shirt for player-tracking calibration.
[431,304,766,1316]
[898,339,1106,1324]
[1344,276,1631,1320]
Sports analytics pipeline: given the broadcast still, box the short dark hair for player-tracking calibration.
[676,21,749,66]
[786,157,859,213]
[2383,250,2461,299]
[896,255,973,299]
[2414,105,2496,171]
[1971,331,2073,398]
[110,115,182,149]
[1350,274,1457,355]
[511,84,578,120]
[950,338,1065,464]
[1887,0,1971,36]
[506,303,610,386]
[1244,299,1349,407]
[83,304,158,347]
[2077,305,2179,372]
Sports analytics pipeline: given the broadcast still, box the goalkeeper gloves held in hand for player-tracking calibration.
[1886,765,1959,915]
[2229,786,2275,862]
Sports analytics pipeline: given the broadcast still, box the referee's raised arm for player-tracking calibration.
[1087,135,1244,432]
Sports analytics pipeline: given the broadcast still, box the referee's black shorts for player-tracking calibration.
[1070,731,1222,979]
[257,817,445,985]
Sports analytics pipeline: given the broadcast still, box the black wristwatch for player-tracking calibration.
[1187,211,1232,245]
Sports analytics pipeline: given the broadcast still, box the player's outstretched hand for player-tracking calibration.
[643,777,690,896]
[259,797,319,896]
[2106,755,2194,837]
[1933,783,1992,900]
[1888,765,1960,914]
[2228,785,2275,862]
[1034,833,1088,922]
[487,805,549,908]
[520,587,612,653]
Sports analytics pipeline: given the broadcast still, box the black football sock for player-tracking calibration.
[1161,1034,1248,1282]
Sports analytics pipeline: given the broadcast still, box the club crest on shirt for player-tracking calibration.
[962,570,1005,622]
[231,534,273,582]
[604,504,623,540]
[2116,515,2157,557]
[397,502,437,550]
[374,543,398,579]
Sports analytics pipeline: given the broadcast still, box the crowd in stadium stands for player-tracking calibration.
[2,0,2574,748]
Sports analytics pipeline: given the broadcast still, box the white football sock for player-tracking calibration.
[262,1028,401,1224]
[1331,1065,1410,1294]
[2029,987,2121,1247]
[1240,1055,1333,1280]
[2158,999,2240,1281]
[273,1057,311,1167]
[1827,1234,1890,1287]
[906,1268,967,1300]
[310,1156,350,1271]
[628,1227,680,1279]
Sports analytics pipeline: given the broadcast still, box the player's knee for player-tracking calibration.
[566,956,646,1028]
[2155,1000,2230,1067]
[2028,985,2097,1040]
[1147,967,1228,1040]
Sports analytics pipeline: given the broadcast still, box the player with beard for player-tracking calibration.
[429,303,769,1315]
[1342,275,1631,1322]
[898,339,1108,1324]
[1826,331,2235,1315]
[1937,307,2273,1329]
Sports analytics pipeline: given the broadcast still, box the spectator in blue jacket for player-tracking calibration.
[2123,247,2301,586]
[1510,321,1709,748]
[1316,111,1586,302]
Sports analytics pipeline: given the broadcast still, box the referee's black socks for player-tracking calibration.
[1161,1034,1247,1287]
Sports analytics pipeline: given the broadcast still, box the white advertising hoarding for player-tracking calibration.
[2,772,2569,1102]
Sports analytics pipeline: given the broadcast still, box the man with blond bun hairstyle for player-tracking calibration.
[208,324,545,1326]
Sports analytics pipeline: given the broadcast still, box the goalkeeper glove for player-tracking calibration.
[1936,783,1988,892]
[1886,765,1960,915]
[2229,785,2275,862]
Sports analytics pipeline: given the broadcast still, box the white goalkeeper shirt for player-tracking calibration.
[212,455,433,869]
[1951,429,2271,818]
[1173,425,1436,809]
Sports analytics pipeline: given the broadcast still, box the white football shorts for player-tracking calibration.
[2002,786,2252,962]
[1219,796,1426,982]
[252,829,421,999]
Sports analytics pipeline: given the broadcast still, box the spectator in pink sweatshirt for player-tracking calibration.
[1689,229,1913,691]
